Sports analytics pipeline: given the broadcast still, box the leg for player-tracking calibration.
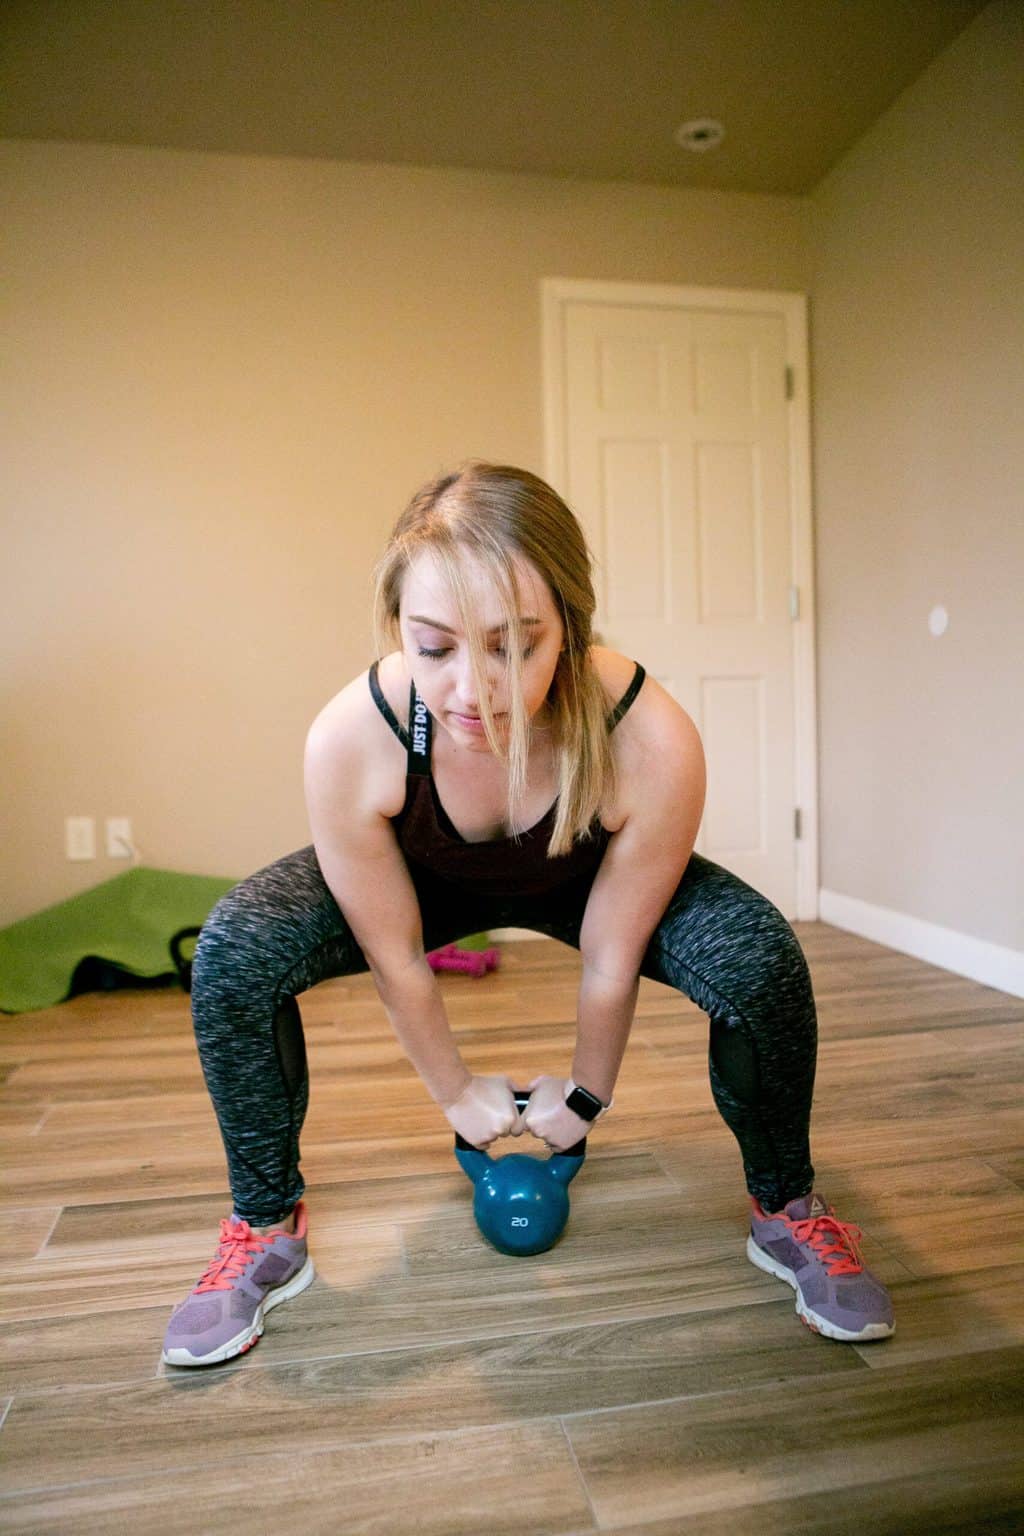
[165,851,494,1368]
[191,844,371,1225]
[191,847,488,1225]
[489,859,893,1342]
[639,854,817,1214]
[488,857,815,1208]
[642,857,893,1340]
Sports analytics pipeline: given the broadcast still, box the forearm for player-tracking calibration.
[571,962,641,1104]
[371,957,471,1107]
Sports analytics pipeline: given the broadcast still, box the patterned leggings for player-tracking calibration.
[191,847,817,1225]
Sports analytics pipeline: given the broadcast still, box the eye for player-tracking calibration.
[417,646,450,660]
[490,643,537,661]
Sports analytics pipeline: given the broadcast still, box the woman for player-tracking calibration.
[162,462,894,1368]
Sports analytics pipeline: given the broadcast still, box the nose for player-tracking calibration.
[452,650,498,714]
[452,653,480,712]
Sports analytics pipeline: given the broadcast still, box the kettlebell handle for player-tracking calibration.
[453,1087,587,1159]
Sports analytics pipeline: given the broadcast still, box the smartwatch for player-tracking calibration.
[564,1080,609,1122]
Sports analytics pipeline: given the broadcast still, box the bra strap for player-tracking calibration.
[607,663,646,729]
[368,661,410,748]
[407,685,432,778]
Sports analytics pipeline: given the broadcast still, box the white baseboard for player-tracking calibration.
[818,888,1024,1000]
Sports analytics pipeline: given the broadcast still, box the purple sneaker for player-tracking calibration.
[747,1191,895,1342]
[162,1201,314,1367]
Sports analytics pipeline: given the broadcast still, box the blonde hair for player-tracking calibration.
[373,462,614,857]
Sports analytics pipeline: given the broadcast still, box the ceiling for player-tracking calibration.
[0,0,990,195]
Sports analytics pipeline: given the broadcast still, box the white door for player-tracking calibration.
[544,283,817,918]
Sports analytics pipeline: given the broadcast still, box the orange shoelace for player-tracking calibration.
[194,1218,274,1293]
[788,1211,865,1276]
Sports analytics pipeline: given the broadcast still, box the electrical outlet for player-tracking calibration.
[65,816,96,860]
[106,817,134,859]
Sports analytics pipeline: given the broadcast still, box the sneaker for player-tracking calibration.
[747,1191,895,1342]
[161,1201,315,1367]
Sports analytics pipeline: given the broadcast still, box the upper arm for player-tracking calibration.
[579,687,706,981]
[303,679,425,979]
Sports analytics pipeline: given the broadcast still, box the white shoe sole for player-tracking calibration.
[162,1255,316,1367]
[746,1235,894,1342]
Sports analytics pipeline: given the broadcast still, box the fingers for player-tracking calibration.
[446,1074,528,1149]
[457,1076,572,1148]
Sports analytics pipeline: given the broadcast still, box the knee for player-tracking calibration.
[192,856,315,999]
[754,903,811,985]
[191,879,274,1010]
[191,847,349,1012]
[728,903,815,1032]
[655,880,813,1022]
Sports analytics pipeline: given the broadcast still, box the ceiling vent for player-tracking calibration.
[675,118,726,153]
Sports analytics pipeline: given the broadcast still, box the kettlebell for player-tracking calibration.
[454,1091,586,1256]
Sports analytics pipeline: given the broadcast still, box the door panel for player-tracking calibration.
[563,300,796,912]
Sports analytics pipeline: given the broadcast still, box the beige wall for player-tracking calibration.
[0,143,811,925]
[809,0,1023,951]
[3,2,1019,955]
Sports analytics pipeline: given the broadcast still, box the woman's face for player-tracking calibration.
[398,547,565,753]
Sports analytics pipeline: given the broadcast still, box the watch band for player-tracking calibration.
[564,1079,611,1122]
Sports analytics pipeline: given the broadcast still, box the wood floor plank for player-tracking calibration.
[0,1209,61,1267]
[0,1421,593,1536]
[0,1304,865,1494]
[787,1101,1022,1167]
[33,1090,244,1136]
[0,1240,785,1396]
[0,1105,50,1138]
[816,1023,1024,1083]
[564,1345,1024,1529]
[985,1151,1024,1189]
[850,1263,1024,1368]
[0,1306,173,1394]
[0,1121,234,1206]
[573,1458,1024,1536]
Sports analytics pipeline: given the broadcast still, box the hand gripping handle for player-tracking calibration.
[453,1089,588,1159]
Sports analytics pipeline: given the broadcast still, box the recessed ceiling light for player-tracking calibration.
[675,118,725,153]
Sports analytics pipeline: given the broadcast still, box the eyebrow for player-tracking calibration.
[407,615,543,635]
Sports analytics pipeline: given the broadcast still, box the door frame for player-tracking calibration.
[540,277,819,920]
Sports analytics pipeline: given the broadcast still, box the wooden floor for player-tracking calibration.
[1,924,1023,1534]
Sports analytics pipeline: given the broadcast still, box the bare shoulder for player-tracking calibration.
[591,646,705,821]
[304,653,409,821]
[592,646,701,756]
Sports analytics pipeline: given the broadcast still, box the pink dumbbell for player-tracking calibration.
[426,943,501,977]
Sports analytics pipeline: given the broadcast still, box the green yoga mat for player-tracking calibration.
[0,867,237,1014]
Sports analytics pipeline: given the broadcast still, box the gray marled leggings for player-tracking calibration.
[191,848,817,1224]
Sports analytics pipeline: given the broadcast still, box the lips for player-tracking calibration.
[450,711,505,730]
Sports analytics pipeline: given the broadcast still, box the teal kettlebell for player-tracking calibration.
[454,1091,586,1256]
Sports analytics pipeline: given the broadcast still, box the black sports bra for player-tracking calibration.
[368,660,646,897]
